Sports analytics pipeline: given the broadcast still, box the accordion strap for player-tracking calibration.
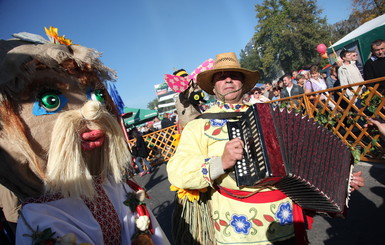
[215,184,281,201]
[196,112,244,120]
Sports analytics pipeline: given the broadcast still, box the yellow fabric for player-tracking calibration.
[167,102,295,244]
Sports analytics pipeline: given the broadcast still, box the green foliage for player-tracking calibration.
[241,0,331,81]
[361,94,384,114]
[314,110,337,129]
[352,0,385,24]
[350,147,361,164]
[147,98,159,110]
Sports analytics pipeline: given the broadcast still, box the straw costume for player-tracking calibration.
[167,52,312,244]
[0,28,169,245]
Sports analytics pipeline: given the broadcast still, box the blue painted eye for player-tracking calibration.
[41,93,60,111]
[33,91,68,116]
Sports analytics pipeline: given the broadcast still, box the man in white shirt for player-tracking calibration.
[338,50,364,100]
[280,74,304,98]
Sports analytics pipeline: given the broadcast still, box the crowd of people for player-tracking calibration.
[246,39,385,108]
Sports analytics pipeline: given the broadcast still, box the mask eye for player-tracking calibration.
[201,92,205,98]
[40,93,60,111]
[33,90,68,116]
[194,94,200,101]
[91,89,105,103]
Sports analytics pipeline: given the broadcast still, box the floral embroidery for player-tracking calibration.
[275,202,293,225]
[210,119,228,127]
[230,214,252,234]
[212,203,295,239]
[202,168,208,175]
[216,101,247,111]
[201,158,212,185]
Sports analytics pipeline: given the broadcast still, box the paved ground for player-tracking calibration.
[134,161,385,245]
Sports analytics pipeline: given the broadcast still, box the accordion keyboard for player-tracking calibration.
[228,120,268,186]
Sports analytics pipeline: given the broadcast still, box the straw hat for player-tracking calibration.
[197,52,259,95]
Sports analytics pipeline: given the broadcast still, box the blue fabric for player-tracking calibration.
[105,82,125,115]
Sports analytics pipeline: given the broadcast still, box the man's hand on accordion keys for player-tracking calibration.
[222,138,244,170]
[350,171,365,191]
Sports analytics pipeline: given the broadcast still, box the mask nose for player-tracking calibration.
[81,100,102,121]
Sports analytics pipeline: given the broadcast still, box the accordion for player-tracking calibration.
[227,103,353,215]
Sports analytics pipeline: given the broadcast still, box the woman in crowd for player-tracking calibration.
[249,87,270,104]
[305,65,334,109]
[304,65,328,93]
[326,64,339,89]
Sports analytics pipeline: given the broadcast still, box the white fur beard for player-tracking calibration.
[45,103,131,200]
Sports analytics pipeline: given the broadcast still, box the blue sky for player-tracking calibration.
[0,0,353,109]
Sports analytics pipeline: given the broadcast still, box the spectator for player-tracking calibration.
[305,65,335,109]
[242,93,251,104]
[129,128,152,177]
[272,86,281,100]
[292,70,299,84]
[171,110,178,124]
[161,113,174,129]
[326,64,339,89]
[295,74,306,88]
[305,65,328,94]
[278,76,285,89]
[263,81,274,99]
[338,50,364,100]
[281,74,304,98]
[153,117,161,130]
[145,121,157,134]
[364,39,385,92]
[271,86,282,108]
[249,87,270,104]
[351,50,364,77]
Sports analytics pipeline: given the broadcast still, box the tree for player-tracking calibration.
[352,0,385,24]
[147,98,159,110]
[328,15,360,43]
[240,0,331,81]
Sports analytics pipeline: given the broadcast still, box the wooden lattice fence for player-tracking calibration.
[128,77,385,165]
[127,125,178,165]
[270,77,385,163]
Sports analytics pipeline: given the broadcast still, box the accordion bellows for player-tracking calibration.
[227,103,353,215]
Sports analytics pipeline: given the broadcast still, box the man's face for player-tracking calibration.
[351,52,358,61]
[213,71,244,104]
[342,53,352,62]
[373,42,385,58]
[266,84,272,90]
[283,76,292,87]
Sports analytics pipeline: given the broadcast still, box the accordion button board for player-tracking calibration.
[226,103,353,215]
